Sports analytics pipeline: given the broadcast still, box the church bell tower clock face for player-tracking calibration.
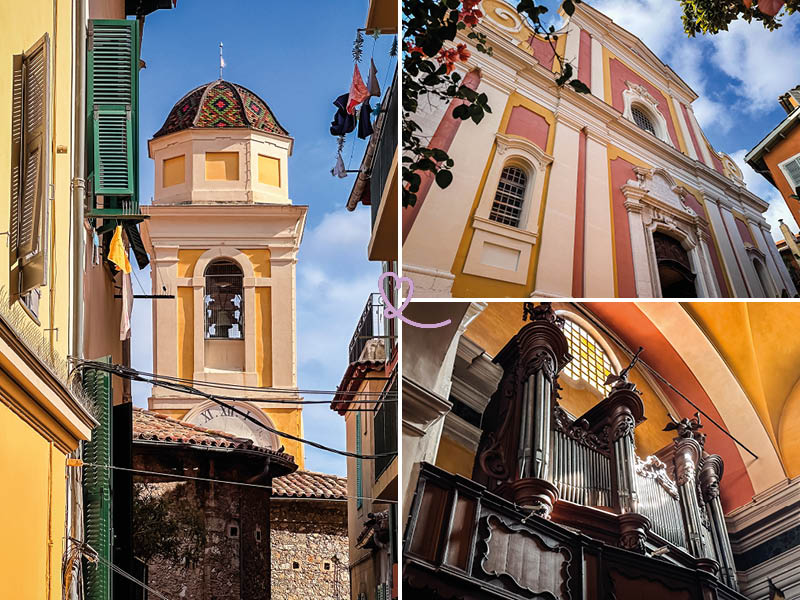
[184,401,279,450]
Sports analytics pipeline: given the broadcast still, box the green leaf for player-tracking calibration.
[436,169,453,189]
[452,104,470,120]
[563,0,575,16]
[568,79,591,94]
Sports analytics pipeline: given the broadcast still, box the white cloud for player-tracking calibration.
[710,18,800,112]
[296,207,382,474]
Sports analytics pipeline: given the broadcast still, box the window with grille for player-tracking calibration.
[204,260,244,339]
[489,166,528,227]
[562,318,614,395]
[631,105,657,136]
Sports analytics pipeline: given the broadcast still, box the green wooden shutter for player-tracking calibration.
[356,411,363,510]
[82,357,113,600]
[88,20,137,197]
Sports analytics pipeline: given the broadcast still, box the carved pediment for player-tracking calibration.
[627,167,697,218]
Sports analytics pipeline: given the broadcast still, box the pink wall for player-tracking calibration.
[610,157,637,297]
[578,30,592,89]
[609,58,680,148]
[735,217,756,246]
[711,153,725,175]
[529,36,555,69]
[680,103,705,162]
[683,192,730,296]
[505,106,550,151]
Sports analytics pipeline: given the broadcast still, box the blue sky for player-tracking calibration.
[537,0,800,237]
[129,1,395,476]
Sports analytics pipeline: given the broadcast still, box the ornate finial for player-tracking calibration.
[604,346,643,391]
[522,302,563,327]
[663,412,706,446]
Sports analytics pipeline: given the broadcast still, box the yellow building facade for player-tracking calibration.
[0,0,98,596]
[141,80,307,466]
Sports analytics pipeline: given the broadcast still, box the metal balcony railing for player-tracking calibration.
[370,70,397,229]
[348,293,386,365]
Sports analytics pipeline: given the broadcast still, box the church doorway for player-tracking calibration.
[653,232,697,297]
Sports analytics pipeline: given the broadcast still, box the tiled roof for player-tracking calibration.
[132,408,295,463]
[153,79,289,139]
[271,470,347,499]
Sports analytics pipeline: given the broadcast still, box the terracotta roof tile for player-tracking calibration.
[132,408,295,464]
[271,470,347,499]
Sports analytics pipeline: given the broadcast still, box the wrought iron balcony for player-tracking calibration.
[349,293,387,365]
[370,71,397,230]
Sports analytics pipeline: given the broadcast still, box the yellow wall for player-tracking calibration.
[0,0,74,362]
[266,407,303,468]
[435,436,475,478]
[0,399,68,600]
[177,248,206,278]
[163,154,185,187]
[258,154,280,187]
[205,152,239,181]
[255,287,272,386]
[177,287,194,380]
[242,249,271,277]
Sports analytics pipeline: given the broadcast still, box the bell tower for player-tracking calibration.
[141,80,307,467]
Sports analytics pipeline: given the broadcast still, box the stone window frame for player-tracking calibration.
[746,246,778,297]
[622,81,673,147]
[462,133,553,285]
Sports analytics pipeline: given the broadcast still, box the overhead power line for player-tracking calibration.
[72,360,397,461]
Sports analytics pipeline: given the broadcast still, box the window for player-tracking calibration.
[489,166,527,227]
[779,155,800,192]
[258,154,280,187]
[10,35,49,302]
[631,105,656,136]
[562,318,614,395]
[204,260,244,339]
[162,155,185,187]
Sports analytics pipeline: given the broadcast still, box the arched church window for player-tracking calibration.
[489,166,528,227]
[653,232,697,297]
[562,318,614,395]
[631,105,657,136]
[753,257,774,297]
[204,259,244,339]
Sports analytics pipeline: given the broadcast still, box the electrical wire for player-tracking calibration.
[569,302,759,459]
[72,358,396,398]
[81,462,398,504]
[72,361,397,461]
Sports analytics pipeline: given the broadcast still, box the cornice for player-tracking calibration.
[726,476,800,552]
[402,376,452,434]
[442,412,483,452]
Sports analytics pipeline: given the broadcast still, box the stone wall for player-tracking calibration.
[271,499,350,600]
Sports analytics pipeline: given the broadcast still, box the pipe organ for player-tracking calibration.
[468,303,739,590]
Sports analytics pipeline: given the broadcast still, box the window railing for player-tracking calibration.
[348,293,386,364]
[370,70,397,230]
[374,375,397,480]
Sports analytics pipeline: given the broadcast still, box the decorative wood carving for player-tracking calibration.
[636,455,679,500]
[480,514,572,599]
[553,406,610,454]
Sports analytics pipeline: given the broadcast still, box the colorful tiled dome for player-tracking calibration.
[153,79,289,139]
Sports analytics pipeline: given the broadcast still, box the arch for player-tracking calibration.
[192,246,256,279]
[559,313,617,395]
[747,248,777,297]
[182,400,280,450]
[204,259,244,339]
[622,82,672,147]
[652,230,698,298]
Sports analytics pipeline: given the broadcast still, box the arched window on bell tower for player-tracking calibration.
[204,259,244,339]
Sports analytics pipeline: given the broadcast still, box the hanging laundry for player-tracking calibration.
[91,229,102,265]
[107,225,132,274]
[330,93,356,136]
[347,64,369,114]
[120,272,133,341]
[367,58,381,97]
[358,100,374,139]
[333,151,347,178]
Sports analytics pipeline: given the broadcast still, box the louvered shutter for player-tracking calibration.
[356,411,363,510]
[88,20,137,196]
[9,55,23,265]
[782,156,800,190]
[82,357,113,600]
